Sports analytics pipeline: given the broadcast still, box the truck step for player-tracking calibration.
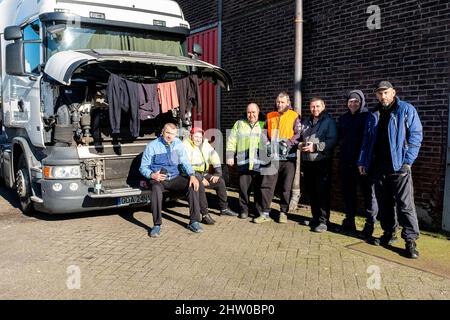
[30,196,44,203]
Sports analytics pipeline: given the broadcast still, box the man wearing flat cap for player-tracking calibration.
[358,81,423,259]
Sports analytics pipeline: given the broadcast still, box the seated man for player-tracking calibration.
[139,123,203,238]
[183,127,238,221]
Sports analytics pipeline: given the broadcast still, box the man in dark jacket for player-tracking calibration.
[338,90,378,240]
[358,81,423,259]
[300,97,338,233]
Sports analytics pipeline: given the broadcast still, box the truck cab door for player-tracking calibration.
[3,21,45,147]
[6,74,45,147]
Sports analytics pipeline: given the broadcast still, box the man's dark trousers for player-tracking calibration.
[239,170,262,215]
[303,159,332,225]
[373,166,419,241]
[259,160,296,214]
[150,176,201,225]
[340,164,378,227]
[198,173,228,213]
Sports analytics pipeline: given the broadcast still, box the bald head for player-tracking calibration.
[247,103,259,124]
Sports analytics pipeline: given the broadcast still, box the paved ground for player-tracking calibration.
[0,186,449,300]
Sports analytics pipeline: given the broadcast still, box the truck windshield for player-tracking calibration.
[45,22,186,59]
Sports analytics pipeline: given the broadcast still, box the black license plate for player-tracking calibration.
[117,194,151,206]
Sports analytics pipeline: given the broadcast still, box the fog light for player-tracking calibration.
[52,183,63,192]
[69,183,79,191]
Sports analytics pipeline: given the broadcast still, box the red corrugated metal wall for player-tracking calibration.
[187,28,218,131]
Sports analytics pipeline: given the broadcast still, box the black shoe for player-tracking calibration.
[359,223,375,240]
[201,213,216,225]
[405,240,419,259]
[342,218,357,233]
[363,235,378,245]
[373,233,399,246]
[358,228,375,244]
[239,212,248,219]
[248,211,258,218]
[308,219,319,229]
[220,208,238,217]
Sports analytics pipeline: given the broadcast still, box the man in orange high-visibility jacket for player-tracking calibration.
[254,92,301,224]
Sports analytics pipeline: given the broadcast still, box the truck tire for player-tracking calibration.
[15,154,34,214]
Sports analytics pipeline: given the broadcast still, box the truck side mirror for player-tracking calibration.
[4,26,22,41]
[193,43,203,57]
[5,42,26,76]
[190,43,203,73]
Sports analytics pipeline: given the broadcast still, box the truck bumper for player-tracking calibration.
[37,179,151,214]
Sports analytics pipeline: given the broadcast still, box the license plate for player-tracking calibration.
[117,194,151,206]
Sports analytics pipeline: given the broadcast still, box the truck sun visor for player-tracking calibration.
[43,49,232,90]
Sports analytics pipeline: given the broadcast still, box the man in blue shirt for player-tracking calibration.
[140,123,202,237]
[358,81,423,259]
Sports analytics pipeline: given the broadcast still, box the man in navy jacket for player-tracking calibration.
[338,90,378,239]
[358,81,423,259]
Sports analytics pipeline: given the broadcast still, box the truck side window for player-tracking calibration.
[22,20,41,74]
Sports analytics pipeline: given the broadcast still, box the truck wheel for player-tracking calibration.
[15,154,34,214]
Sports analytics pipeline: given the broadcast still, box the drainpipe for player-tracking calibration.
[216,0,223,131]
[443,94,450,231]
[289,0,303,211]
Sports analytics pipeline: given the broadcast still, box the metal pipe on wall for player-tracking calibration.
[442,94,450,231]
[289,0,304,211]
[216,0,223,131]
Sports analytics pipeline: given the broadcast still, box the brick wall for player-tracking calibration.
[177,0,218,30]
[300,0,450,227]
[177,0,450,228]
[221,0,295,128]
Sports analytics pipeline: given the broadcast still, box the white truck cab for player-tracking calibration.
[0,0,231,213]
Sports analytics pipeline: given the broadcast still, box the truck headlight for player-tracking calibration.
[43,166,82,179]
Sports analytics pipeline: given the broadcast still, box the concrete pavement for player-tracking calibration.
[0,187,449,300]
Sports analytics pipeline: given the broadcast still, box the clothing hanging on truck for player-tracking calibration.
[157,81,179,113]
[106,73,201,136]
[107,73,140,137]
[176,75,202,123]
[138,83,160,120]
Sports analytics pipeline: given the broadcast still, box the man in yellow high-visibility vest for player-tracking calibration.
[226,103,265,219]
[183,127,238,224]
